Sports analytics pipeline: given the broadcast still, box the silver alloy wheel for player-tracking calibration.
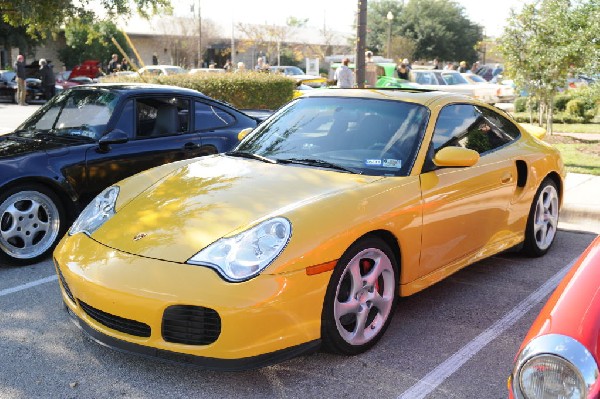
[533,184,559,250]
[0,190,61,259]
[333,247,395,346]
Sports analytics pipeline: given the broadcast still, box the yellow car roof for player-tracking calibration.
[299,88,471,106]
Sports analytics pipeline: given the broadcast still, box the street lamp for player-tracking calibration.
[386,11,393,59]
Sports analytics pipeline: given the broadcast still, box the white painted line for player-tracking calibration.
[397,258,576,399]
[0,275,58,297]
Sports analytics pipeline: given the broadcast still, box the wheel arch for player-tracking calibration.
[543,171,564,206]
[1,177,77,222]
[354,229,402,293]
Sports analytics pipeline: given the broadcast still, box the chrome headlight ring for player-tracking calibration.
[511,334,599,399]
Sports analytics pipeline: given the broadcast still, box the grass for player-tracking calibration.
[552,123,600,134]
[544,135,600,176]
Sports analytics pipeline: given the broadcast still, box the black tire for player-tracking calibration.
[0,184,66,265]
[321,236,399,355]
[522,178,560,257]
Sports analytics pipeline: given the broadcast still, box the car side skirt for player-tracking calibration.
[65,305,321,371]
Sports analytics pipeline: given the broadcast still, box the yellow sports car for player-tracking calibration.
[54,88,564,370]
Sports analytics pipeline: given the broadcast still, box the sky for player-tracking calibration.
[189,0,526,38]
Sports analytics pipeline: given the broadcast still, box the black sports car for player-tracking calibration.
[0,70,45,103]
[0,83,260,264]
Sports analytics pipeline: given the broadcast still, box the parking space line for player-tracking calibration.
[0,275,58,297]
[397,257,576,399]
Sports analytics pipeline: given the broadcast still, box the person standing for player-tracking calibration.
[120,58,130,71]
[39,59,56,101]
[334,58,354,88]
[396,63,409,80]
[14,54,27,105]
[365,50,378,87]
[108,54,119,74]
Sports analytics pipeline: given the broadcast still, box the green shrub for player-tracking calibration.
[102,72,295,109]
[553,112,588,124]
[565,99,585,117]
[554,93,573,112]
[514,96,539,113]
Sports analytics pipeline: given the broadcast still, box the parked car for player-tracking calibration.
[54,88,564,370]
[137,65,187,76]
[461,73,516,103]
[189,68,225,74]
[55,76,96,94]
[69,60,104,79]
[0,83,260,264]
[409,69,499,104]
[270,65,326,87]
[509,235,600,399]
[0,70,45,103]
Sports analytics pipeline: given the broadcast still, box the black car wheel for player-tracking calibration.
[321,236,398,355]
[522,178,560,257]
[0,185,66,265]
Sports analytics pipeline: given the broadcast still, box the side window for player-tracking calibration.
[136,97,190,138]
[432,104,479,150]
[194,101,235,131]
[113,99,134,138]
[433,104,518,155]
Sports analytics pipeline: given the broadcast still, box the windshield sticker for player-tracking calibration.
[365,159,382,166]
[382,159,402,168]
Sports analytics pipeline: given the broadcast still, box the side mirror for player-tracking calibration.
[433,146,479,168]
[237,127,253,141]
[98,129,129,152]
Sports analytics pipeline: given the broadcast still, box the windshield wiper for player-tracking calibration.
[226,151,278,164]
[276,157,361,174]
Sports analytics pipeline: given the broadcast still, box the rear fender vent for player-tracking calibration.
[162,305,221,346]
[515,160,528,188]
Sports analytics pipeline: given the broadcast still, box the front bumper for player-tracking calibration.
[54,234,331,369]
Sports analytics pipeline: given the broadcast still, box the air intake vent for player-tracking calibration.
[79,300,151,337]
[162,305,221,345]
[55,264,75,304]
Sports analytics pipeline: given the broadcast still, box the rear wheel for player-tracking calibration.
[321,237,398,355]
[522,179,559,257]
[0,185,66,265]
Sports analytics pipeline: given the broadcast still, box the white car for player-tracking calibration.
[409,69,499,104]
[137,65,187,76]
[462,73,515,103]
[189,68,225,74]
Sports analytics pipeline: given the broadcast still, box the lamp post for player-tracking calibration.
[386,11,393,59]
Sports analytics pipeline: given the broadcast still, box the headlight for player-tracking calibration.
[69,186,119,236]
[512,334,599,399]
[519,355,586,398]
[187,217,291,282]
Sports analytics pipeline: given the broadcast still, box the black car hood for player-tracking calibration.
[0,134,72,158]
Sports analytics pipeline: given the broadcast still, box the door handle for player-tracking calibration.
[501,172,513,184]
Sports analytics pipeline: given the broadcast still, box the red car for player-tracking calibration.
[70,60,104,79]
[509,235,600,399]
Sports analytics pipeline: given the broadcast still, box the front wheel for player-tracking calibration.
[522,179,560,257]
[321,236,398,355]
[0,185,66,265]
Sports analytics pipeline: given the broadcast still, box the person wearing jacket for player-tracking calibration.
[39,59,56,101]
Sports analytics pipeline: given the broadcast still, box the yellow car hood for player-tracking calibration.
[92,155,382,263]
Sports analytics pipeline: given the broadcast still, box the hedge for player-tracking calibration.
[102,71,296,110]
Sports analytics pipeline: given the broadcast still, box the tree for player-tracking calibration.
[367,0,482,62]
[58,18,131,69]
[0,16,41,64]
[0,0,171,38]
[498,0,599,134]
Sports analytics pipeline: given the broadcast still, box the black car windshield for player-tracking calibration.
[235,96,429,176]
[17,89,119,140]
